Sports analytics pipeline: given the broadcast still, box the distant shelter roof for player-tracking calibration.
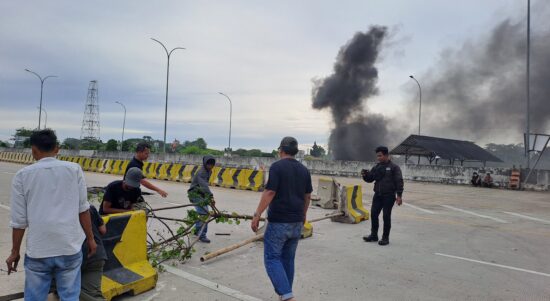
[390,135,503,163]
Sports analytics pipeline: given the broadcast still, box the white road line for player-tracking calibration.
[404,203,435,214]
[503,212,550,224]
[0,171,16,175]
[440,205,507,223]
[0,204,10,211]
[163,201,181,206]
[161,264,263,301]
[435,253,550,278]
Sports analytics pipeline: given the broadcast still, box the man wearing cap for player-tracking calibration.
[99,167,144,215]
[361,146,404,246]
[251,137,313,301]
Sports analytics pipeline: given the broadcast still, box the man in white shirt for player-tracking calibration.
[5,129,96,301]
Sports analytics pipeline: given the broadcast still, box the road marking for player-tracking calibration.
[163,201,181,206]
[503,212,550,224]
[0,204,10,211]
[0,171,16,175]
[404,203,435,214]
[161,264,263,301]
[440,205,507,223]
[435,253,550,278]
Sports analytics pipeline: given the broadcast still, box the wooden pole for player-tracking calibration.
[199,212,345,262]
[200,233,264,262]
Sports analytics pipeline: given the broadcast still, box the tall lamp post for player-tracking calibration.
[409,75,422,136]
[25,69,57,130]
[526,0,531,169]
[115,101,126,151]
[151,38,185,153]
[36,107,47,129]
[218,92,233,154]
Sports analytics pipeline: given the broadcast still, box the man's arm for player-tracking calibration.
[6,229,25,275]
[79,210,97,258]
[304,193,311,222]
[102,200,131,214]
[362,165,378,183]
[141,179,168,197]
[251,189,276,232]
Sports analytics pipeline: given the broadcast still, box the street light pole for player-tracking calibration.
[218,92,233,154]
[151,38,185,153]
[409,75,422,136]
[115,101,126,151]
[25,69,57,130]
[36,107,47,128]
[526,0,531,170]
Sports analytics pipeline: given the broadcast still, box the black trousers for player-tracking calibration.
[370,193,396,239]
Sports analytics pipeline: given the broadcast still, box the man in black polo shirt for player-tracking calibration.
[124,142,168,198]
[251,137,312,301]
[100,167,143,215]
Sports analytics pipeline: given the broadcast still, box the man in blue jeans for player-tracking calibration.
[251,137,312,301]
[5,129,96,300]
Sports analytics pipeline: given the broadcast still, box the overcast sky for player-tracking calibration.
[0,0,529,151]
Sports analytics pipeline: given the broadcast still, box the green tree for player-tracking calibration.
[310,142,326,158]
[80,138,102,150]
[183,138,207,150]
[105,139,119,151]
[61,138,81,150]
[12,128,34,148]
[0,141,8,147]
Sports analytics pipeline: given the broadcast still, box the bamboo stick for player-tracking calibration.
[200,233,264,262]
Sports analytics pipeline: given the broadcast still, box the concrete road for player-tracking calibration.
[0,161,549,300]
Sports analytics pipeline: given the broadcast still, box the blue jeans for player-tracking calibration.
[24,251,83,301]
[194,204,209,239]
[264,222,303,301]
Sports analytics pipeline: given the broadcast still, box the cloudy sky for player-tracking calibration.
[0,1,530,151]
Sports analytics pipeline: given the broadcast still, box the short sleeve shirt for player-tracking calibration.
[124,157,144,178]
[99,180,141,215]
[266,158,313,223]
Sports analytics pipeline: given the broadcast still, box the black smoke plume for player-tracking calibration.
[410,9,550,144]
[312,26,389,161]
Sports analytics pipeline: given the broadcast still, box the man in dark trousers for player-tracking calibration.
[81,205,107,301]
[188,155,216,243]
[362,146,404,246]
[124,142,168,198]
[100,167,143,215]
[251,137,312,301]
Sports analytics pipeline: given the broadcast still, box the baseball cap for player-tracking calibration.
[124,167,144,188]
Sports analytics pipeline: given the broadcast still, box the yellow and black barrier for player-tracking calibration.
[332,184,369,224]
[0,152,266,192]
[100,210,157,300]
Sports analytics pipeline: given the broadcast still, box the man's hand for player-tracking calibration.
[87,239,97,258]
[158,189,168,198]
[6,252,20,275]
[251,214,261,233]
[396,196,403,206]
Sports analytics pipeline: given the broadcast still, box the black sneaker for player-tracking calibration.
[199,237,211,243]
[378,238,389,246]
[363,234,379,242]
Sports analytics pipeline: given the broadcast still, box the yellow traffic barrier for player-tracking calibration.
[180,164,199,183]
[103,160,114,174]
[301,221,313,238]
[100,210,157,300]
[156,163,172,180]
[210,166,223,187]
[237,168,265,191]
[331,184,369,224]
[168,163,183,181]
[143,162,159,179]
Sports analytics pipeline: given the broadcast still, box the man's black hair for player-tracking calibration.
[375,146,389,155]
[30,129,58,152]
[136,142,151,152]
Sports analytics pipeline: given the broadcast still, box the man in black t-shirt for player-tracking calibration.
[100,167,143,215]
[251,137,312,301]
[123,142,168,198]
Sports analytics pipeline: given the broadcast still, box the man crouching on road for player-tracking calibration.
[6,129,96,300]
[362,146,404,246]
[251,137,313,301]
[99,167,144,215]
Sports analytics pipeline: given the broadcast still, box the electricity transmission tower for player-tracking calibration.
[80,80,101,141]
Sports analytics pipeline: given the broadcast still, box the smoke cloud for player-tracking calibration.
[312,26,389,161]
[412,13,550,143]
